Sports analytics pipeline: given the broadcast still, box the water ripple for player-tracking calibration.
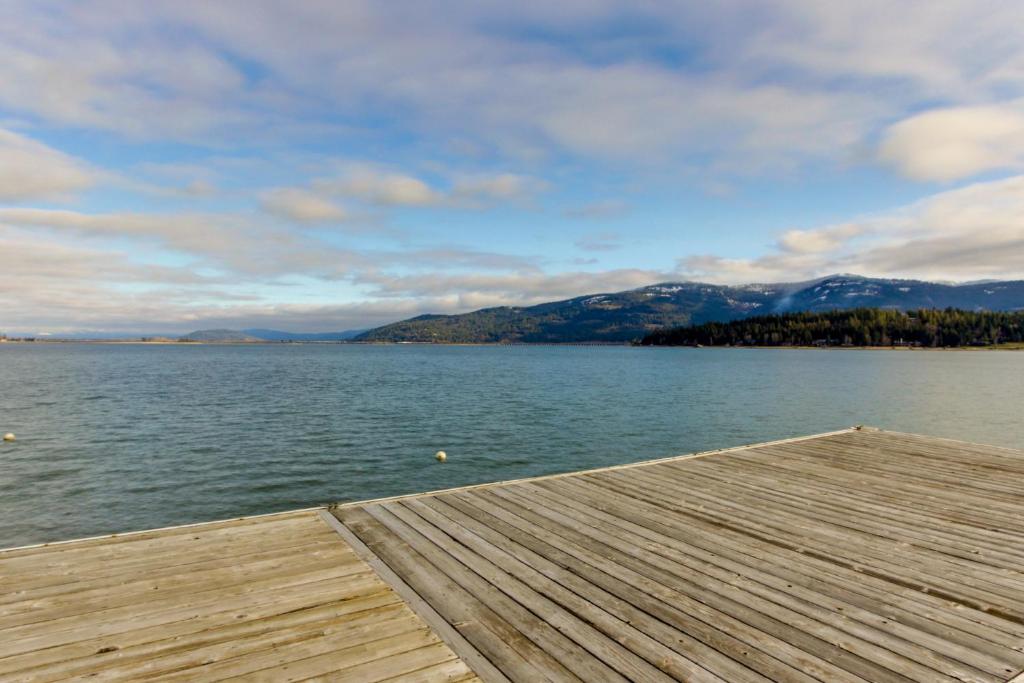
[1,343,1022,547]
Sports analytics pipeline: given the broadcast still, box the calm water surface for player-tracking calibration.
[1,343,1022,547]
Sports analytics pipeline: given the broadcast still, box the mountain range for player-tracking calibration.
[180,328,366,342]
[354,275,1024,343]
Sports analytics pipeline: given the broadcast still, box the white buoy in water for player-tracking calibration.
[3,433,14,442]
[435,450,447,463]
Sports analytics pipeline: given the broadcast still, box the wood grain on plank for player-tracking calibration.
[334,429,1024,683]
[0,509,476,683]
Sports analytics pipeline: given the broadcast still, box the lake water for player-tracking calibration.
[1,343,1022,548]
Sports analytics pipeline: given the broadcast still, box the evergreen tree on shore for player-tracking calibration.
[639,308,1024,347]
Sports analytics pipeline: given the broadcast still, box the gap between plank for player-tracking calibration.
[316,508,508,683]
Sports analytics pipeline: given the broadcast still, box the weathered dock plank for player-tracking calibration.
[333,428,1024,682]
[0,510,475,682]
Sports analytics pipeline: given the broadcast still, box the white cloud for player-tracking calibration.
[742,2,1010,97]
[879,104,1024,181]
[261,187,347,223]
[0,203,555,332]
[355,268,668,304]
[676,253,823,285]
[0,220,655,332]
[0,207,366,278]
[317,168,441,206]
[4,1,1022,174]
[846,175,1024,279]
[450,173,548,204]
[777,223,868,254]
[0,226,237,332]
[682,174,1024,283]
[0,128,95,200]
[0,7,252,139]
[310,166,546,208]
[0,207,240,250]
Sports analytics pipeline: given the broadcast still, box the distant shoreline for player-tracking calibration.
[644,344,1024,351]
[2,339,1022,350]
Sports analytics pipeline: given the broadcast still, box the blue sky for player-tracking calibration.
[2,1,1024,333]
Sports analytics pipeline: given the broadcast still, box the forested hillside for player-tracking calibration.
[639,308,1024,347]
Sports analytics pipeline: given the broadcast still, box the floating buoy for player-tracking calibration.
[435,450,447,463]
[3,433,14,442]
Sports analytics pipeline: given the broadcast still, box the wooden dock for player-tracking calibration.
[333,428,1024,683]
[0,510,477,681]
[2,427,1024,681]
